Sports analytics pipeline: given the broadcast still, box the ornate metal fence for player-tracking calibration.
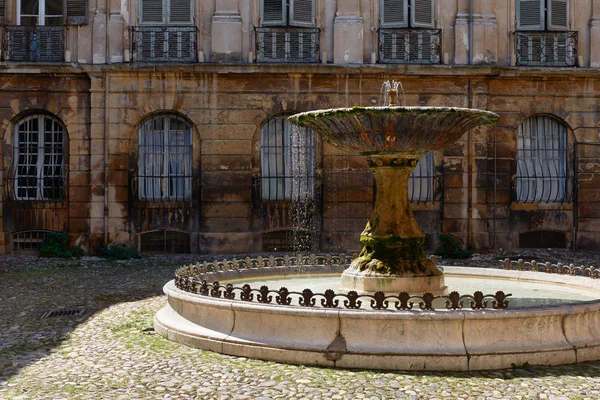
[255,27,320,63]
[3,26,64,62]
[378,28,442,64]
[131,26,198,62]
[516,31,577,67]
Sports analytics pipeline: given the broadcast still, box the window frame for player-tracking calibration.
[260,0,315,28]
[17,0,64,26]
[137,114,193,202]
[259,113,315,203]
[515,115,569,203]
[13,113,66,201]
[516,0,569,31]
[408,151,436,203]
[380,0,435,30]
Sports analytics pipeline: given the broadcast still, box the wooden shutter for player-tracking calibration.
[169,0,192,24]
[548,0,568,30]
[380,0,408,28]
[66,0,89,25]
[290,0,314,27]
[142,0,165,23]
[411,0,434,29]
[0,0,6,24]
[260,0,286,26]
[517,0,544,30]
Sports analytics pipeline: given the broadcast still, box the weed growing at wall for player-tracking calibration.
[99,245,143,260]
[38,233,84,259]
[435,234,471,259]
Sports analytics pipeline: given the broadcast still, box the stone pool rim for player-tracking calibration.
[155,263,600,371]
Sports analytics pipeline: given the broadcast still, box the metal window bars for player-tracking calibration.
[515,116,572,203]
[140,230,191,253]
[134,115,193,202]
[408,151,437,202]
[3,26,64,62]
[132,26,198,62]
[255,26,320,63]
[516,31,577,67]
[378,28,442,64]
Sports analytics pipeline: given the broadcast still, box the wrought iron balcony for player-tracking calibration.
[255,27,320,63]
[132,26,198,62]
[378,28,442,64]
[3,26,64,62]
[516,31,577,67]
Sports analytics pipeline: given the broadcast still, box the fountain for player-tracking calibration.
[154,82,600,371]
[288,81,499,295]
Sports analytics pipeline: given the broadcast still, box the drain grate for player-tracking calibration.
[40,307,85,319]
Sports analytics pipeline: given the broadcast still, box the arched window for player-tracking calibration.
[516,116,568,203]
[409,151,435,202]
[260,113,315,202]
[138,114,192,201]
[13,113,66,200]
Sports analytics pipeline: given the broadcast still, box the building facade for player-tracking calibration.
[0,0,599,254]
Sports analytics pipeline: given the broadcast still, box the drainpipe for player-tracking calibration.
[467,78,473,249]
[468,0,473,65]
[106,0,111,63]
[104,73,110,247]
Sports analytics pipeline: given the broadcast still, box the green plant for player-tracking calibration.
[435,234,471,259]
[71,244,85,258]
[38,233,74,258]
[511,361,531,370]
[99,244,143,260]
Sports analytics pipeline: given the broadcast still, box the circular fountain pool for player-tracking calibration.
[154,255,600,371]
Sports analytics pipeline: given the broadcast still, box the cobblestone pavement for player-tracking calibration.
[1,250,600,400]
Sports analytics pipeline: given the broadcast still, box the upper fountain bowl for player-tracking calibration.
[289,106,500,155]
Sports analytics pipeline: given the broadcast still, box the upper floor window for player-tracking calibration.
[256,0,319,63]
[378,0,441,64]
[380,0,434,29]
[516,116,569,203]
[132,0,196,62]
[260,0,314,27]
[260,113,315,202]
[13,114,66,201]
[16,0,87,26]
[517,0,568,31]
[140,0,192,25]
[137,114,193,201]
[515,0,576,66]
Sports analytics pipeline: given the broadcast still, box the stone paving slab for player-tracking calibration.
[0,251,599,399]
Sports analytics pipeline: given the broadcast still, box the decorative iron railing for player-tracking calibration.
[174,254,512,312]
[502,258,599,278]
[131,26,198,62]
[3,26,64,62]
[378,28,442,64]
[255,27,320,63]
[516,31,577,67]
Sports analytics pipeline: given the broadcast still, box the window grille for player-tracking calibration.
[3,26,64,62]
[409,152,435,202]
[12,230,51,251]
[516,116,569,203]
[378,28,441,64]
[131,26,197,62]
[140,230,190,253]
[137,114,193,202]
[515,31,577,67]
[260,114,315,202]
[12,114,66,201]
[255,27,320,63]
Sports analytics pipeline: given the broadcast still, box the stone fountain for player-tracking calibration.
[155,83,600,371]
[288,81,499,295]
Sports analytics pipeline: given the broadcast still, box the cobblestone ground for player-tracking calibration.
[1,250,600,400]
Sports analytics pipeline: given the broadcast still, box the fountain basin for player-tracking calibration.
[155,261,600,371]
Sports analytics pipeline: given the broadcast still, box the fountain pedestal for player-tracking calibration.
[339,152,447,295]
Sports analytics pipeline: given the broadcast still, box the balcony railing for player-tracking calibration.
[255,27,320,63]
[516,31,577,67]
[3,26,64,62]
[378,28,442,64]
[132,26,198,62]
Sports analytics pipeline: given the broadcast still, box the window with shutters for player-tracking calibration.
[136,114,193,202]
[515,0,576,66]
[11,114,66,201]
[132,0,197,62]
[255,0,319,62]
[378,0,441,64]
[515,116,571,203]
